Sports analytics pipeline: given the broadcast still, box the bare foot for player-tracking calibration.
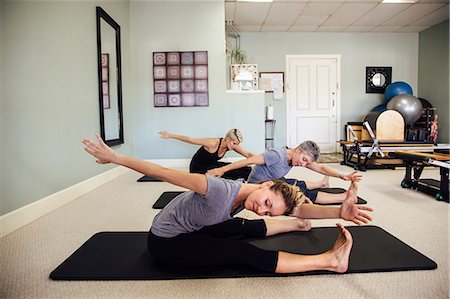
[326,223,353,273]
[320,176,330,188]
[297,218,311,231]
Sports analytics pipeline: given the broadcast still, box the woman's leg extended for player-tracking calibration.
[314,181,358,204]
[222,167,252,180]
[283,178,319,203]
[275,224,353,273]
[197,218,267,238]
[148,223,353,274]
[198,217,311,239]
[147,230,278,272]
[212,162,251,180]
[305,176,329,190]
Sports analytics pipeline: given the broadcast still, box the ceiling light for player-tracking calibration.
[382,0,416,3]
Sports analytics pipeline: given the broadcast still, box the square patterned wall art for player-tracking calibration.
[153,51,209,107]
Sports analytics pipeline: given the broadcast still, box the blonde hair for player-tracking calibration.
[226,128,243,143]
[269,180,306,215]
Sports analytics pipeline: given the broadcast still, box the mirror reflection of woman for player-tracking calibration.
[159,129,254,180]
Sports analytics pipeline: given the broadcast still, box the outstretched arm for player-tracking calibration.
[159,131,216,150]
[234,145,254,158]
[207,154,265,177]
[82,134,208,195]
[264,218,311,236]
[306,162,362,182]
[291,191,373,225]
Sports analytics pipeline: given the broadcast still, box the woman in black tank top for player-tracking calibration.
[159,129,253,180]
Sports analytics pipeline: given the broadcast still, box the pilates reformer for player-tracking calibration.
[389,150,450,202]
[339,121,442,171]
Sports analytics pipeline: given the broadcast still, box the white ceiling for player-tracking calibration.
[225,0,449,33]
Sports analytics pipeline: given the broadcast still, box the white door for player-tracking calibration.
[286,55,340,153]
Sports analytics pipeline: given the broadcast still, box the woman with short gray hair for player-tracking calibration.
[208,140,362,205]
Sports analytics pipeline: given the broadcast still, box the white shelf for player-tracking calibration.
[226,90,265,94]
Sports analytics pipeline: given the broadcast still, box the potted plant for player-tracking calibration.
[230,48,247,65]
[228,48,258,91]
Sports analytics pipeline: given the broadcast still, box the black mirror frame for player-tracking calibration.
[366,66,392,94]
[96,7,124,146]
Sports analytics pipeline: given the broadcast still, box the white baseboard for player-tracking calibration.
[0,166,129,238]
[0,158,247,238]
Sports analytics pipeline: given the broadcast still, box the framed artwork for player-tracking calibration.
[101,53,110,109]
[231,64,258,90]
[260,72,284,100]
[153,51,208,107]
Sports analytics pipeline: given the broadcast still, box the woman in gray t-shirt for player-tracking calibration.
[208,142,362,205]
[82,134,373,274]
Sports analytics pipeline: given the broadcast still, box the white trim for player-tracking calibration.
[285,54,341,152]
[0,158,247,238]
[225,90,265,94]
[0,166,128,238]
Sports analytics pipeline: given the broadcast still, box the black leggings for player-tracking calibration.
[147,218,278,273]
[214,162,252,180]
[190,161,252,181]
[189,162,252,180]
[282,178,319,202]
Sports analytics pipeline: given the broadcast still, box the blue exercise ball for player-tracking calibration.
[371,104,387,112]
[384,81,413,103]
[386,94,423,124]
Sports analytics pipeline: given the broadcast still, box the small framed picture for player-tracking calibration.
[260,72,284,100]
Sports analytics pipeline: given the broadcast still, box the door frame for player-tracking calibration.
[285,54,341,152]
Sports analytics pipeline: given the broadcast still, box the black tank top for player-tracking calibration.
[189,138,227,173]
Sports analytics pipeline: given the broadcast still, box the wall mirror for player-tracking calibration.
[366,66,392,94]
[96,7,123,146]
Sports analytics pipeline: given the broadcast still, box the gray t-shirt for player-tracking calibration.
[150,175,242,238]
[247,147,292,183]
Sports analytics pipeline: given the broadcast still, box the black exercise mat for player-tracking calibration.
[152,191,184,209]
[315,187,367,205]
[152,188,366,209]
[137,175,162,182]
[49,226,436,280]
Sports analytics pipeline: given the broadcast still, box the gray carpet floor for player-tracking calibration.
[0,164,448,299]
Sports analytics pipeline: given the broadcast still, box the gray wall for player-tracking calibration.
[239,32,419,147]
[129,1,265,160]
[419,20,449,143]
[0,1,132,216]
